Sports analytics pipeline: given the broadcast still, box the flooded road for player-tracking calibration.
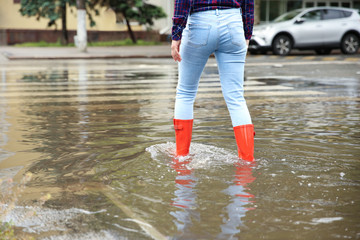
[0,58,359,239]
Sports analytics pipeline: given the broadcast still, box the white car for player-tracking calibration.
[249,7,360,55]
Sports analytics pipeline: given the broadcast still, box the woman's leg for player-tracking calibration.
[215,11,254,161]
[215,43,251,126]
[174,35,212,120]
[174,15,215,156]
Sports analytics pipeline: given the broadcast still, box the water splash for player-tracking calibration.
[1,204,106,234]
[41,230,120,240]
[146,142,241,170]
[311,217,343,224]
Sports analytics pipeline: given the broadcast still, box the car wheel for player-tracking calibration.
[272,35,292,56]
[315,49,332,55]
[341,33,360,54]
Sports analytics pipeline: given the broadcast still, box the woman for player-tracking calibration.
[171,0,255,162]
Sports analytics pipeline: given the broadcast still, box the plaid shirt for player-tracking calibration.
[172,0,254,41]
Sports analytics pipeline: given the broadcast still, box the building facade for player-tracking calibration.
[0,0,164,45]
[0,0,359,45]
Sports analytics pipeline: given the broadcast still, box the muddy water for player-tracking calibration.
[0,59,359,239]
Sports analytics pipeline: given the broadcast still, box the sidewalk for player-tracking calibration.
[1,45,358,63]
[0,45,171,61]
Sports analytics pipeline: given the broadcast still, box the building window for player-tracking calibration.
[303,0,351,8]
[287,0,302,11]
[260,0,288,22]
[14,0,21,3]
[354,1,360,10]
[305,2,315,7]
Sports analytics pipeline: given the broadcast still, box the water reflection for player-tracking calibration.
[171,157,199,237]
[77,63,90,145]
[170,155,256,239]
[0,69,12,165]
[218,162,256,239]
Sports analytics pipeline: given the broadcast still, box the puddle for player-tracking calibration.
[0,59,359,239]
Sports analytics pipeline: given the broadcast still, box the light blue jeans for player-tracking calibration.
[174,8,252,127]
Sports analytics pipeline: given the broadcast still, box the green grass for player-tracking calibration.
[14,39,160,47]
[89,39,159,46]
[15,41,74,47]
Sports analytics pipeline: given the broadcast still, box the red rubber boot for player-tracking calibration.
[233,124,255,162]
[173,119,193,157]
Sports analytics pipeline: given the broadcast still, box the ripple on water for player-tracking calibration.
[1,204,107,234]
[146,142,251,170]
[41,230,120,240]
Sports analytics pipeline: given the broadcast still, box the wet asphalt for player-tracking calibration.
[0,49,359,239]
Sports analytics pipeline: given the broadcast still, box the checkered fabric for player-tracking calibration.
[172,0,254,41]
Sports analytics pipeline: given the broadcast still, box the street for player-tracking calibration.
[0,51,359,239]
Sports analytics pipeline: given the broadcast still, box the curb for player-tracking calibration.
[0,45,172,61]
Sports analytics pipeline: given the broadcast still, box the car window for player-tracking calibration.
[342,10,352,17]
[322,9,345,19]
[273,9,303,22]
[301,10,322,21]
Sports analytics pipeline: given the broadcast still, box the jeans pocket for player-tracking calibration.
[188,24,211,48]
[227,22,245,47]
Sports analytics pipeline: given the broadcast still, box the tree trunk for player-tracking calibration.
[76,0,87,52]
[254,0,261,25]
[125,16,137,44]
[61,3,68,45]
